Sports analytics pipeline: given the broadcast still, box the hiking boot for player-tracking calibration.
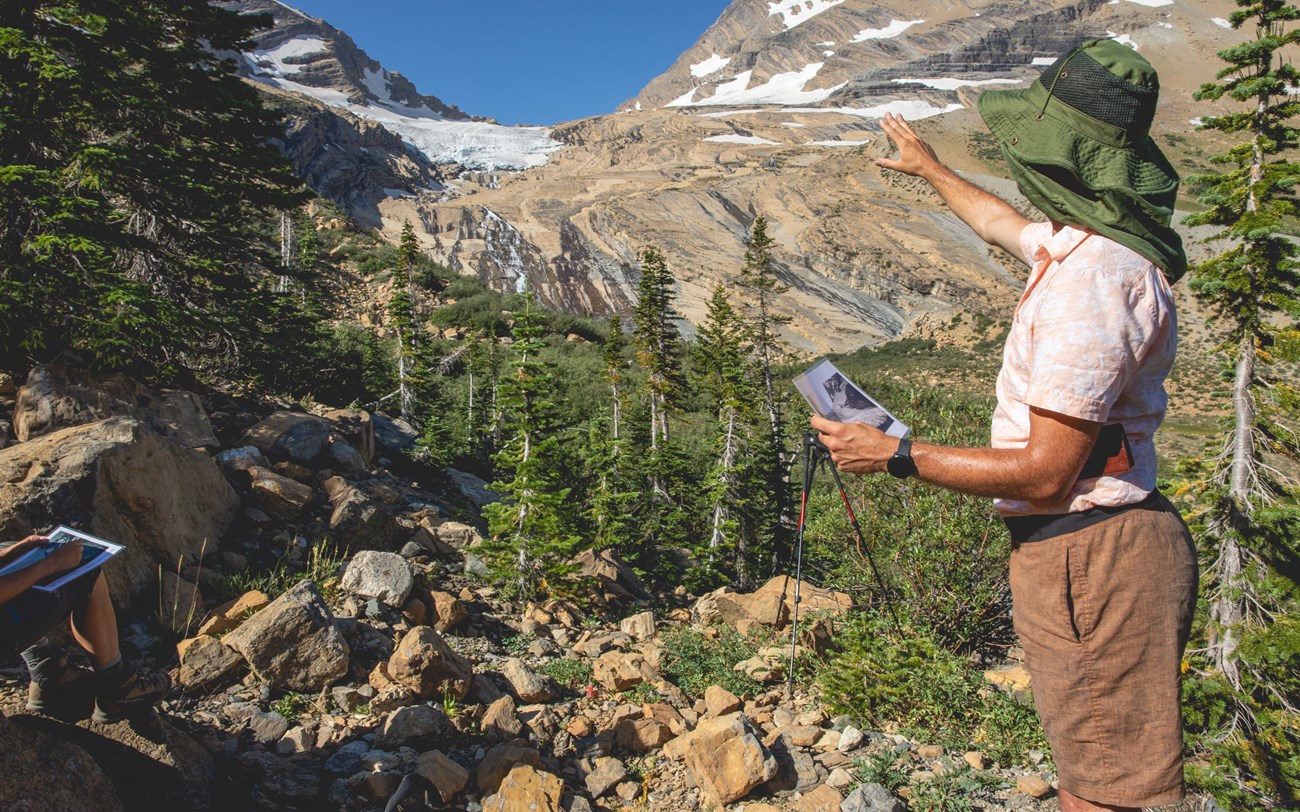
[92,661,172,723]
[23,644,94,721]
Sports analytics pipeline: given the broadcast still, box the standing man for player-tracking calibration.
[812,40,1198,811]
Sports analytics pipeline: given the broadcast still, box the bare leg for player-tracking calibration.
[68,572,120,668]
[1059,788,1138,812]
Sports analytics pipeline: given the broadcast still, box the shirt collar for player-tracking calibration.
[1035,223,1095,265]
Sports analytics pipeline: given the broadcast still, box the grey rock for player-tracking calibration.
[842,782,906,812]
[216,445,269,473]
[501,657,556,703]
[329,485,398,551]
[249,710,292,744]
[240,410,331,464]
[375,704,450,749]
[371,412,418,454]
[341,550,413,607]
[327,438,368,475]
[584,757,628,798]
[463,553,490,578]
[325,740,371,774]
[248,465,314,517]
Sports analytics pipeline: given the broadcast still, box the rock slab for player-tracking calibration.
[223,579,350,692]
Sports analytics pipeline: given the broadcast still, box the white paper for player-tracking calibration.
[0,526,123,592]
[793,359,910,438]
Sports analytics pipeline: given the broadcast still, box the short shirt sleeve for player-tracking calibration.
[1022,260,1148,423]
[1019,221,1053,264]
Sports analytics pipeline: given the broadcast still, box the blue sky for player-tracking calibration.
[286,0,733,126]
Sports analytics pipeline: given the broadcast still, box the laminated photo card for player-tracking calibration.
[793,359,910,439]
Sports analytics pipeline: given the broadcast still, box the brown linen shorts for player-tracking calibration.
[1009,494,1197,807]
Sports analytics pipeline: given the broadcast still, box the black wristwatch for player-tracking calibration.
[887,436,917,479]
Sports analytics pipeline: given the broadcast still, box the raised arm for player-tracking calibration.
[877,113,1031,264]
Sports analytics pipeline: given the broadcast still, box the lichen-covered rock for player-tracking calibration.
[340,550,413,607]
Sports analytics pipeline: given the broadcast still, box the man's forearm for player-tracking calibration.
[911,441,1067,506]
[922,165,1025,247]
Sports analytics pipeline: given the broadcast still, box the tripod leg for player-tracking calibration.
[825,462,904,636]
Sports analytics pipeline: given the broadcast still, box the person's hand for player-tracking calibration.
[875,113,944,180]
[811,415,898,474]
[43,540,83,575]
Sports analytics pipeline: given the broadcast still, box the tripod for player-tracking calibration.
[786,431,902,699]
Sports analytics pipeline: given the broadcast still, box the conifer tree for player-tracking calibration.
[388,221,423,423]
[482,291,580,597]
[632,247,685,494]
[694,284,760,585]
[736,217,795,568]
[1182,1,1300,803]
[0,1,306,375]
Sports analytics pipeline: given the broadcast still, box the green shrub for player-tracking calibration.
[539,657,593,690]
[907,765,1003,812]
[817,612,1047,766]
[853,749,908,792]
[659,625,763,699]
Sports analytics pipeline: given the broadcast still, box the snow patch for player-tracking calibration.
[1124,0,1172,6]
[1189,117,1205,127]
[852,19,924,41]
[1212,17,1232,29]
[691,54,732,78]
[824,50,835,57]
[361,67,390,100]
[384,187,413,199]
[251,36,328,75]
[782,121,806,127]
[768,0,847,31]
[703,134,780,145]
[892,77,1021,90]
[668,63,846,107]
[1032,57,1056,66]
[1108,31,1139,49]
[807,139,870,146]
[782,100,963,120]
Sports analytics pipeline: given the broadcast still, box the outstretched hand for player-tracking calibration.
[875,113,943,179]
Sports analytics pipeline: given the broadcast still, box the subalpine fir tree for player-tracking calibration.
[736,217,794,568]
[0,0,306,375]
[694,284,761,586]
[482,291,580,597]
[389,221,423,423]
[1181,1,1300,804]
[632,247,686,496]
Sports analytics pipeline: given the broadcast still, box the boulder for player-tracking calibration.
[715,590,789,631]
[426,590,468,631]
[239,411,331,465]
[798,783,843,812]
[434,520,481,548]
[482,764,563,812]
[222,580,350,692]
[620,610,655,641]
[753,575,855,616]
[614,717,674,753]
[375,704,449,749]
[197,590,270,637]
[842,783,907,812]
[340,550,413,607]
[672,713,777,807]
[571,548,649,599]
[177,635,242,690]
[248,466,314,517]
[482,695,523,740]
[0,417,239,608]
[415,749,469,804]
[328,484,398,550]
[387,626,474,700]
[326,439,367,476]
[704,685,742,718]
[476,743,543,795]
[13,364,217,448]
[500,657,556,703]
[592,650,658,692]
[371,412,418,455]
[585,756,628,799]
[0,711,124,812]
[321,408,375,467]
[214,445,268,477]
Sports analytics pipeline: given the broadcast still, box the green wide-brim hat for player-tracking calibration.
[978,39,1187,280]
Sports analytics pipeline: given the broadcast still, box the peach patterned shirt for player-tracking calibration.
[992,222,1178,516]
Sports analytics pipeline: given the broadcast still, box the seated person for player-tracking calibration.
[0,534,170,722]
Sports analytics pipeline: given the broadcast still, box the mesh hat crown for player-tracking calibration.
[977,39,1187,278]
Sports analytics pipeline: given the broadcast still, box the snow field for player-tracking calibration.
[768,0,847,31]
[852,20,924,42]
